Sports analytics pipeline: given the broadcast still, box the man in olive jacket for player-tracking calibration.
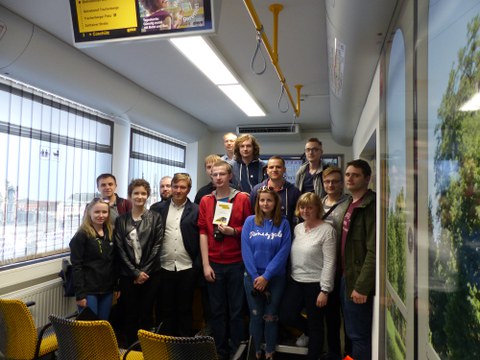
[340,159,376,360]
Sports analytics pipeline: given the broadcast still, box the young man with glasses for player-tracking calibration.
[197,160,251,360]
[250,156,301,231]
[321,166,351,360]
[150,173,199,336]
[295,138,329,197]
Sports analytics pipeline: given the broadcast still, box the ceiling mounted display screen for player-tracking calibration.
[69,0,214,46]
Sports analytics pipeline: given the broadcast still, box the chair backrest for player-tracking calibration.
[138,329,218,360]
[49,314,121,360]
[0,298,39,359]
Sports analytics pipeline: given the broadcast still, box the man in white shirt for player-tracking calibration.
[150,173,199,336]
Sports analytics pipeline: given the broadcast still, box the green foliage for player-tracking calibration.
[386,308,406,360]
[387,188,407,302]
[432,14,480,359]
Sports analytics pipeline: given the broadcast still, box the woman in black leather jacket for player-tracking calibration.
[114,179,163,346]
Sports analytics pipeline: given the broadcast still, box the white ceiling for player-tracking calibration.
[0,0,397,144]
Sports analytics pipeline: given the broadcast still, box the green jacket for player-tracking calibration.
[340,189,376,297]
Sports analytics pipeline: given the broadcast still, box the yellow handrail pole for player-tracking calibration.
[244,0,276,63]
[269,4,283,64]
[295,84,303,118]
[243,0,299,116]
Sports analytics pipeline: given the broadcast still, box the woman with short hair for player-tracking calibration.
[114,179,163,346]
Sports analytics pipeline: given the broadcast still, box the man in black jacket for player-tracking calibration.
[151,172,200,336]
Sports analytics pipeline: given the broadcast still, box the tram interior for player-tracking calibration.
[2,0,480,359]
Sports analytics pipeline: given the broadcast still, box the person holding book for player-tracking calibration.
[198,160,251,360]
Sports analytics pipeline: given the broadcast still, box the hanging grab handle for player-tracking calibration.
[251,26,267,75]
[277,83,290,113]
[243,1,302,118]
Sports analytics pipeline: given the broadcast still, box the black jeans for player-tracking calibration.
[157,267,198,336]
[119,272,161,346]
[279,277,325,360]
[324,276,342,357]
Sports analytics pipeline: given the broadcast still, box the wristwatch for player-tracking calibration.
[321,290,329,295]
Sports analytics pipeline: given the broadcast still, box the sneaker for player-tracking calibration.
[295,333,309,347]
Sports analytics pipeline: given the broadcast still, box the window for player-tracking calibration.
[129,125,186,206]
[0,75,113,266]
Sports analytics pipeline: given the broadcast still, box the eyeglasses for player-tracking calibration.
[305,148,321,153]
[323,179,341,185]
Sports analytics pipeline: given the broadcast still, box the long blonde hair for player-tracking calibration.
[80,199,112,241]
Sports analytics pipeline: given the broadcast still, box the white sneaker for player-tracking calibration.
[295,333,309,347]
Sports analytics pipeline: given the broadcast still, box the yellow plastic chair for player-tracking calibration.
[0,298,58,360]
[138,329,218,360]
[49,314,143,360]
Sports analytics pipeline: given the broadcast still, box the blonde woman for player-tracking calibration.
[279,192,336,360]
[70,198,116,320]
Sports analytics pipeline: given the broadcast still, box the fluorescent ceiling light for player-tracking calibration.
[460,92,480,111]
[170,36,265,117]
[219,84,265,117]
[170,36,237,85]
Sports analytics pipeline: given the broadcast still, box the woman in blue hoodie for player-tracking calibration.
[242,187,292,360]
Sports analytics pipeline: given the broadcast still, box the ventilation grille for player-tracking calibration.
[236,124,300,136]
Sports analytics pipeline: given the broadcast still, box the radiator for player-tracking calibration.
[2,278,77,328]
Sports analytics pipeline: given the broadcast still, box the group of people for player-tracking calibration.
[69,133,376,360]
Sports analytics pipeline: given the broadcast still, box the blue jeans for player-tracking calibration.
[207,262,245,359]
[340,276,373,360]
[244,274,285,355]
[77,293,113,320]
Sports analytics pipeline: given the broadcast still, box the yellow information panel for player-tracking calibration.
[75,0,137,33]
[69,0,214,45]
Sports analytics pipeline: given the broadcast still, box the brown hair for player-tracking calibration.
[96,173,116,187]
[128,179,151,197]
[234,134,261,160]
[305,137,322,147]
[346,159,372,177]
[254,187,283,227]
[322,166,342,179]
[268,155,286,167]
